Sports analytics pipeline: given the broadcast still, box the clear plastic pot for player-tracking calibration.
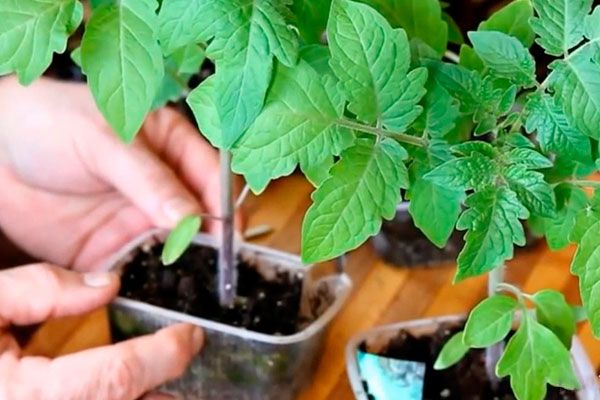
[102,230,352,400]
[346,316,599,400]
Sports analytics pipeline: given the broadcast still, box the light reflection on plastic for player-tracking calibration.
[357,350,425,400]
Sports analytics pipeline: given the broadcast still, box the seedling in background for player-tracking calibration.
[2,0,600,398]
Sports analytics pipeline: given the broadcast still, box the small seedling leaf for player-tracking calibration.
[533,289,576,348]
[464,295,517,347]
[433,331,469,370]
[161,215,201,265]
[497,316,580,399]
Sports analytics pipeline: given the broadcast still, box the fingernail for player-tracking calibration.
[163,198,196,225]
[83,272,113,288]
[191,327,204,353]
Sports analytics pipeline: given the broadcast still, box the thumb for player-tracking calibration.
[87,132,202,229]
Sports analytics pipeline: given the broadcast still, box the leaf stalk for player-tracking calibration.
[336,118,427,147]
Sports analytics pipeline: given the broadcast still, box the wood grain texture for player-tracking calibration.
[13,175,600,398]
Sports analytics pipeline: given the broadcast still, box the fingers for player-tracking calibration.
[139,392,178,400]
[141,108,245,233]
[0,324,203,400]
[84,124,203,229]
[0,264,119,327]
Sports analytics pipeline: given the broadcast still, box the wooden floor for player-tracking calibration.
[6,175,600,399]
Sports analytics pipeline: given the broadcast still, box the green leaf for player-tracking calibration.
[579,248,600,338]
[81,0,164,142]
[328,0,426,130]
[584,6,600,40]
[212,57,272,148]
[152,45,205,110]
[506,148,553,170]
[161,215,201,265]
[299,44,332,75]
[497,316,580,400]
[570,190,600,243]
[468,31,536,87]
[455,187,529,281]
[408,142,465,248]
[459,0,534,74]
[157,0,213,54]
[303,156,334,187]
[544,184,588,250]
[502,132,536,149]
[231,61,353,193]
[550,59,600,140]
[428,62,481,113]
[90,0,112,9]
[292,0,331,44]
[464,295,517,347]
[479,0,535,47]
[504,165,556,218]
[571,220,600,336]
[71,46,81,67]
[412,78,460,138]
[359,0,448,55]
[186,75,223,148]
[573,305,588,322]
[0,0,83,84]
[433,331,469,370]
[424,152,496,191]
[301,138,408,263]
[442,12,464,45]
[202,0,300,148]
[459,44,485,72]
[531,0,592,56]
[525,92,592,163]
[451,141,495,158]
[170,44,205,74]
[533,289,576,348]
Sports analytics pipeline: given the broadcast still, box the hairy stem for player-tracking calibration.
[218,150,236,307]
[336,118,426,147]
[570,179,600,189]
[486,265,506,389]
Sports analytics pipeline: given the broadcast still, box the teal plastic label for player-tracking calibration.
[356,350,425,400]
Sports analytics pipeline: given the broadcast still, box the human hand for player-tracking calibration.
[0,264,203,400]
[0,76,239,271]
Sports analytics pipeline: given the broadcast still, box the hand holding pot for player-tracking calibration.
[0,264,203,400]
[0,76,239,271]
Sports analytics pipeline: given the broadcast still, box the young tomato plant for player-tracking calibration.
[2,0,600,398]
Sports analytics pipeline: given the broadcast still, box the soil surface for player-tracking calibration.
[373,207,541,267]
[360,323,577,400]
[119,242,305,335]
[372,207,464,267]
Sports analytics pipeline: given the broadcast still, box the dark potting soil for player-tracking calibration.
[359,324,577,400]
[119,242,305,335]
[373,206,542,268]
[372,208,464,267]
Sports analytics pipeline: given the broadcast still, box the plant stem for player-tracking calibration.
[570,180,600,189]
[218,150,236,307]
[234,183,251,209]
[336,118,426,147]
[485,265,506,389]
[444,50,460,64]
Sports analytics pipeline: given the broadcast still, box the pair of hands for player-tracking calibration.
[0,76,229,399]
